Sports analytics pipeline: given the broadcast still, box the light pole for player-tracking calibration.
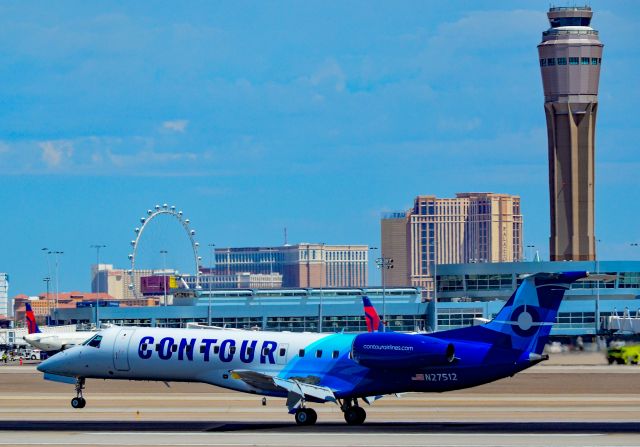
[160,250,168,307]
[318,243,325,333]
[208,243,215,326]
[432,233,438,333]
[595,239,601,336]
[375,256,394,332]
[47,250,63,325]
[91,244,107,328]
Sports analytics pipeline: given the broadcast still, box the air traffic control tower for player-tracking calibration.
[538,6,603,261]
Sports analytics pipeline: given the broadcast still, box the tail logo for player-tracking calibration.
[510,306,540,337]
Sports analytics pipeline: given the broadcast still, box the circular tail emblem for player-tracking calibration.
[510,306,540,337]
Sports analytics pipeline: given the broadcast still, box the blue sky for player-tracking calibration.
[1,1,639,295]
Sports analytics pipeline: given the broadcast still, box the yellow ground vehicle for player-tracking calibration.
[607,344,640,365]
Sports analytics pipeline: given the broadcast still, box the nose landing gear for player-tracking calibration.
[71,378,86,409]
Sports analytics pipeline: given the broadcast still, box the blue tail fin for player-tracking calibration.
[25,303,41,334]
[482,271,587,354]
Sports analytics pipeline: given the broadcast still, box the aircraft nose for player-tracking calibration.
[37,350,71,375]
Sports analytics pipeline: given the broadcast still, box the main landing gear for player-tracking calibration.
[71,377,86,409]
[290,397,366,426]
[341,398,366,425]
[294,407,317,426]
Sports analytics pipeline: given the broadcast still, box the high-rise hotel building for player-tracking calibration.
[381,193,523,292]
[213,244,369,288]
[538,6,603,261]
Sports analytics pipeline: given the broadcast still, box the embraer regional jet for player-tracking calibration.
[38,271,586,425]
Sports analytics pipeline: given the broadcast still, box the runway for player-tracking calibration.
[0,356,639,446]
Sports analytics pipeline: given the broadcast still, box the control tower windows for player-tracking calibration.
[550,17,591,27]
[540,59,547,67]
[581,57,590,65]
[557,57,567,65]
[547,58,556,66]
[591,58,598,65]
[569,57,579,65]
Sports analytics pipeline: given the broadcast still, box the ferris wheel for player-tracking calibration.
[127,204,202,298]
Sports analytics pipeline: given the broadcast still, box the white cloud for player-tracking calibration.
[308,59,346,92]
[162,119,189,133]
[38,140,74,168]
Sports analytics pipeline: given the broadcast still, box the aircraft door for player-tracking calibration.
[276,343,289,365]
[113,328,136,371]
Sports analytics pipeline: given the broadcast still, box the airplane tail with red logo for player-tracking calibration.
[25,303,41,334]
[362,296,384,332]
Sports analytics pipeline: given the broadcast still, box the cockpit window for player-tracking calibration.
[84,334,103,348]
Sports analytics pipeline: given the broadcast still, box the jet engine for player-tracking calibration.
[351,332,455,370]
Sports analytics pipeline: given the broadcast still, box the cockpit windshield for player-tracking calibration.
[83,334,103,348]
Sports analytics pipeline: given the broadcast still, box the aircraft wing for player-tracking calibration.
[230,369,281,392]
[230,369,337,411]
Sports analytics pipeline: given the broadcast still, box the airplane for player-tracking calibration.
[37,271,586,425]
[23,303,97,352]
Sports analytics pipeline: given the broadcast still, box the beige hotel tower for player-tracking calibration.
[538,6,603,261]
[381,193,523,291]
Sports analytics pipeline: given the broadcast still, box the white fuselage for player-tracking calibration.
[41,326,334,393]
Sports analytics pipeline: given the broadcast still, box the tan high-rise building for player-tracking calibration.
[381,193,523,292]
[538,6,603,261]
[92,264,153,300]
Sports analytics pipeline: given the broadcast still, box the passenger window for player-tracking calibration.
[171,344,177,352]
[86,335,102,348]
[230,346,236,354]
[155,344,161,352]
[316,350,323,358]
[247,347,254,355]
[213,346,220,354]
[332,350,339,359]
[279,348,286,357]
[199,345,206,354]
[299,349,305,357]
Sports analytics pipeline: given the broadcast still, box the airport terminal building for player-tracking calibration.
[436,261,640,335]
[50,260,640,337]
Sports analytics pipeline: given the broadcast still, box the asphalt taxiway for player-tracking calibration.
[0,354,638,446]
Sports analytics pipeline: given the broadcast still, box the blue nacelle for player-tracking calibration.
[351,332,455,370]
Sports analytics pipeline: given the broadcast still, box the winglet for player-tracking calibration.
[25,303,41,334]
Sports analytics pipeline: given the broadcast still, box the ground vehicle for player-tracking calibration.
[27,349,44,360]
[607,344,640,364]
